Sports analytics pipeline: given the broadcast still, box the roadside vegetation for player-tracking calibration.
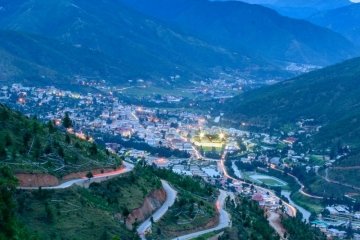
[281,216,326,240]
[15,166,161,240]
[220,195,279,240]
[148,166,218,239]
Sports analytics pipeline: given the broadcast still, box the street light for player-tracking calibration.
[219,133,225,140]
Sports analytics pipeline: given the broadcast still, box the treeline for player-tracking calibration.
[220,196,279,240]
[149,165,215,198]
[0,104,121,176]
[0,167,37,240]
[282,216,326,240]
[97,133,190,158]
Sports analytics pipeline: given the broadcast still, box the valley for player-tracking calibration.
[0,0,360,240]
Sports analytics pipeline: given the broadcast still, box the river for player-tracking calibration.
[281,190,311,222]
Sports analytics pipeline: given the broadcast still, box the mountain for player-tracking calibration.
[0,30,130,86]
[119,0,357,66]
[308,4,360,46]
[225,57,360,147]
[234,0,352,18]
[0,0,265,86]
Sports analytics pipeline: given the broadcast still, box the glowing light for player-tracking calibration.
[200,132,205,138]
[219,133,225,140]
[54,119,61,126]
[18,98,25,104]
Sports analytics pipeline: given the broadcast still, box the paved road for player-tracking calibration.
[171,190,231,240]
[271,167,323,199]
[137,180,178,240]
[322,168,360,191]
[18,161,134,190]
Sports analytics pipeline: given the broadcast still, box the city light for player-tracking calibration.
[219,133,225,140]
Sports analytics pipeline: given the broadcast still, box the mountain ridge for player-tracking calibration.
[119,0,358,65]
[225,56,360,148]
[0,0,273,87]
[308,3,360,46]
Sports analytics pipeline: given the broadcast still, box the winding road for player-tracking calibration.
[321,168,360,191]
[171,190,231,240]
[137,180,178,240]
[18,161,135,190]
[271,167,324,199]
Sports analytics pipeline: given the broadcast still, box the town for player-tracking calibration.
[1,83,360,239]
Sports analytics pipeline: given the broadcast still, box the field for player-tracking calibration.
[248,173,288,187]
[291,192,324,214]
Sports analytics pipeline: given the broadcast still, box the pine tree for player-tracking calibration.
[62,112,72,129]
[89,143,98,156]
[65,134,71,144]
[47,121,56,133]
[0,145,7,160]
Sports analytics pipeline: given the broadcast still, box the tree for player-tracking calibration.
[58,146,65,159]
[0,107,9,121]
[100,230,110,240]
[122,207,130,224]
[65,134,71,144]
[89,143,98,156]
[4,133,12,147]
[32,137,42,160]
[62,112,72,129]
[47,121,56,133]
[0,145,7,160]
[0,167,18,239]
[86,172,94,180]
[45,202,54,223]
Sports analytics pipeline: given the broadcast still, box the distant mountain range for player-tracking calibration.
[0,30,128,86]
[231,0,352,18]
[119,0,357,66]
[0,0,260,86]
[225,56,360,148]
[0,0,358,87]
[308,4,360,46]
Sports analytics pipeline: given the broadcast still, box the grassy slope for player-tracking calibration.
[0,104,122,177]
[149,168,218,239]
[15,167,162,240]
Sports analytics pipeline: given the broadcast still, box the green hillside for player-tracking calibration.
[226,57,360,147]
[0,30,128,86]
[119,0,358,66]
[14,166,162,240]
[225,57,360,195]
[0,104,122,177]
[0,0,275,86]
